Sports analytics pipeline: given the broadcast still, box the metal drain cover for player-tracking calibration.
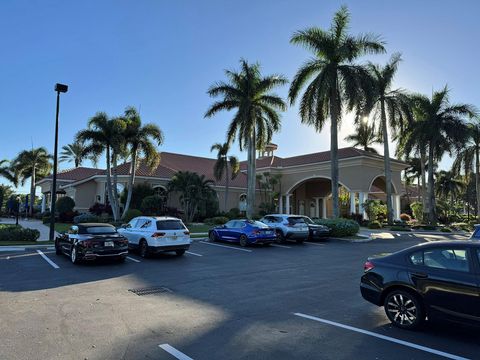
[128,286,172,296]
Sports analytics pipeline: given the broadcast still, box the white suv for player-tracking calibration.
[260,214,310,244]
[118,216,191,257]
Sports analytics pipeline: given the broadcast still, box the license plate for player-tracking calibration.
[104,241,114,247]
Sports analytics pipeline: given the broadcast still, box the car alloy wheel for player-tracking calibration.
[275,230,285,244]
[209,231,217,242]
[239,235,248,247]
[70,246,78,264]
[384,290,424,329]
[139,240,149,258]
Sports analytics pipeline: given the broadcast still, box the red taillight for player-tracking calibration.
[364,261,375,272]
[184,231,190,235]
[152,232,166,238]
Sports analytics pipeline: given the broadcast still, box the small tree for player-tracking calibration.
[120,183,155,211]
[56,196,75,215]
[410,201,423,222]
[363,199,386,221]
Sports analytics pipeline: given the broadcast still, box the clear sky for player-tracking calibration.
[1,0,479,193]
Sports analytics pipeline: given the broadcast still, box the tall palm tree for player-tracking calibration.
[451,121,480,221]
[11,148,51,216]
[121,107,164,218]
[0,160,16,185]
[205,59,287,218]
[413,87,476,224]
[288,6,385,218]
[59,140,92,168]
[364,54,412,223]
[344,121,381,153]
[435,170,465,223]
[210,142,240,212]
[76,113,125,221]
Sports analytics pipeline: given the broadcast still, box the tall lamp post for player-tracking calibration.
[49,83,68,241]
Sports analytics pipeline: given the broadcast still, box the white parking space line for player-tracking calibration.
[270,244,291,249]
[126,256,141,263]
[186,251,203,257]
[304,241,325,246]
[159,344,194,360]
[293,313,468,360]
[199,241,252,252]
[36,250,60,269]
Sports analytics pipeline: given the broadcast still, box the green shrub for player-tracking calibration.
[390,225,411,231]
[123,209,142,223]
[449,222,472,231]
[140,195,164,215]
[441,227,452,232]
[120,183,155,211]
[56,196,75,215]
[314,218,359,237]
[399,213,411,222]
[0,225,40,242]
[368,220,382,229]
[410,202,423,221]
[362,200,387,221]
[210,216,229,225]
[73,213,99,224]
[226,208,241,219]
[98,212,112,223]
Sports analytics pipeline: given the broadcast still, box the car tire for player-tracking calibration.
[175,250,186,256]
[239,235,248,247]
[209,231,217,242]
[70,245,80,264]
[139,239,149,258]
[117,256,126,263]
[384,289,425,330]
[275,230,285,244]
[55,241,62,255]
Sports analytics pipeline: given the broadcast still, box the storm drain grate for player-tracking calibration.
[128,286,172,296]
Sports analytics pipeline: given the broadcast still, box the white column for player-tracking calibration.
[322,197,327,219]
[314,197,320,218]
[285,194,291,215]
[41,196,46,213]
[278,195,284,214]
[349,192,356,215]
[359,192,369,220]
[394,195,401,220]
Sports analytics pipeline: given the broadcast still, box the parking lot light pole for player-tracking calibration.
[49,83,68,241]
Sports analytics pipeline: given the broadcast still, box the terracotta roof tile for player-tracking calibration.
[44,167,105,181]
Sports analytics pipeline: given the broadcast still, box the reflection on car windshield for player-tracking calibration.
[83,227,116,234]
[156,220,185,230]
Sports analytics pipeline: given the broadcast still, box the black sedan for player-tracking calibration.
[55,223,129,264]
[360,241,480,329]
[302,216,330,240]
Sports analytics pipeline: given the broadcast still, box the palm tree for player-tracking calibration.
[413,87,476,224]
[76,113,125,221]
[452,121,480,221]
[210,142,240,212]
[436,170,465,223]
[344,121,381,153]
[121,107,164,218]
[0,160,16,184]
[59,140,94,168]
[11,147,51,216]
[364,54,412,223]
[288,6,385,218]
[205,59,287,218]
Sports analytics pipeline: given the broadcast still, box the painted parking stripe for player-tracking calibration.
[126,256,141,263]
[293,313,468,360]
[305,241,325,246]
[159,344,194,360]
[186,251,203,257]
[199,241,252,252]
[270,243,291,249]
[36,250,60,269]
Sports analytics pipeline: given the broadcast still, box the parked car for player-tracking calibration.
[260,214,310,243]
[469,225,480,239]
[208,219,276,247]
[118,216,191,257]
[300,216,330,241]
[360,241,480,330]
[55,223,128,264]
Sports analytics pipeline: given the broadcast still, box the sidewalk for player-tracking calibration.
[0,217,58,241]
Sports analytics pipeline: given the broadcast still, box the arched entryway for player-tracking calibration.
[367,175,401,219]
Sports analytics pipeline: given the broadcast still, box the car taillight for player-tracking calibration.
[152,232,166,238]
[184,231,190,235]
[364,261,375,272]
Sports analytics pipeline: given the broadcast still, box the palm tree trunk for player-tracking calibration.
[29,167,36,217]
[246,128,256,219]
[475,145,480,222]
[105,147,117,221]
[111,153,120,220]
[420,148,427,221]
[330,87,340,218]
[225,160,229,212]
[428,141,437,224]
[122,149,137,219]
[380,100,394,224]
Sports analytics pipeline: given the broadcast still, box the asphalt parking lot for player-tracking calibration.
[0,232,478,360]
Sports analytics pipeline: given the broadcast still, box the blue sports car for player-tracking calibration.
[208,219,276,247]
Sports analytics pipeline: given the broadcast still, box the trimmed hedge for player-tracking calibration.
[368,220,382,229]
[204,216,229,225]
[74,213,100,224]
[0,225,40,242]
[314,218,359,237]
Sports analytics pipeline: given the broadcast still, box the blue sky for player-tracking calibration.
[1,0,479,193]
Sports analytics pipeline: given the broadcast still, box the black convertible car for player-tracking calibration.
[55,223,129,264]
[361,241,480,329]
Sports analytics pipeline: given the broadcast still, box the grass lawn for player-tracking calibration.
[54,223,71,233]
[187,224,212,233]
[0,240,54,246]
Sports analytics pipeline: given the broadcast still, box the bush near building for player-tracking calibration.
[0,224,40,242]
[314,218,359,237]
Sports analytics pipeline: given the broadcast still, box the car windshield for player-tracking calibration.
[246,220,269,228]
[156,220,186,230]
[288,217,306,225]
[82,226,116,234]
[302,217,314,224]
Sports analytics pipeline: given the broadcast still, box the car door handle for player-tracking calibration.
[411,272,429,279]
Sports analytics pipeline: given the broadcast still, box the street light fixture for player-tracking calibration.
[49,83,68,241]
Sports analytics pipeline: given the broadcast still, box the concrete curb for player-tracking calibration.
[329,235,373,243]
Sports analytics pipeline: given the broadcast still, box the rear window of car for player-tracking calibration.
[287,217,306,224]
[247,220,269,228]
[82,226,116,234]
[156,220,186,230]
